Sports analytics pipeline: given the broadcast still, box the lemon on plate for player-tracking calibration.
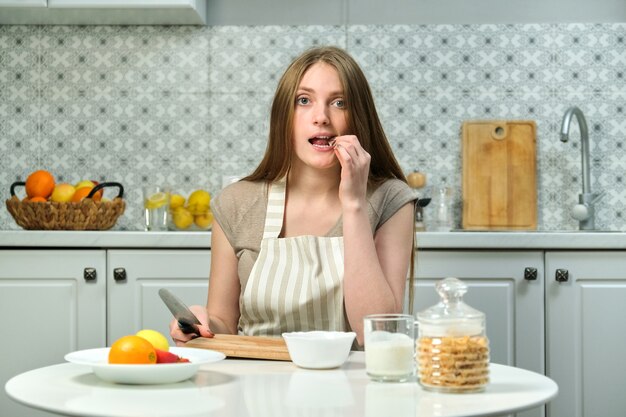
[136,329,170,351]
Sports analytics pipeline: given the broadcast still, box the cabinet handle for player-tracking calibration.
[555,269,569,282]
[83,267,97,281]
[524,267,538,281]
[113,267,127,282]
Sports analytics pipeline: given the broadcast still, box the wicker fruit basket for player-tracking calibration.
[6,181,126,230]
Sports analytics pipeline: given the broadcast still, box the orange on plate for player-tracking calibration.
[25,170,55,199]
[108,335,157,364]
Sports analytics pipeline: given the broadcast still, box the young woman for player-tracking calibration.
[170,46,416,346]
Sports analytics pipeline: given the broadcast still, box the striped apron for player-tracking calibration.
[239,179,346,336]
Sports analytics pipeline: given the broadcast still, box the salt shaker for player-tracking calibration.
[416,277,490,392]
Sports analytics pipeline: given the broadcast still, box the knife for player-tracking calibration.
[158,288,202,336]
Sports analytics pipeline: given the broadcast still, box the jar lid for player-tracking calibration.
[417,277,485,336]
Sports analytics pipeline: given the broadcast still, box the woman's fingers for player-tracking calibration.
[188,305,214,337]
[333,135,368,168]
[333,135,370,209]
[168,305,213,345]
[197,326,215,338]
[171,325,212,346]
[169,321,194,345]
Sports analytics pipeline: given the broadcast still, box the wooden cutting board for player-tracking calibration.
[462,120,537,230]
[185,334,291,361]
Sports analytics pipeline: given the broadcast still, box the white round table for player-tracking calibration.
[6,352,557,417]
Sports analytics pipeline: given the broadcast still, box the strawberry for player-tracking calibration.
[155,349,179,364]
[155,349,191,364]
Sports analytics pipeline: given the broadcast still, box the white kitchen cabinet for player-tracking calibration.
[0,249,106,417]
[4,240,622,417]
[107,249,210,344]
[414,248,626,417]
[412,250,545,417]
[545,251,626,417]
[0,248,210,417]
[0,0,207,25]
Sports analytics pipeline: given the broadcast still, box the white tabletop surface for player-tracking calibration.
[6,352,557,417]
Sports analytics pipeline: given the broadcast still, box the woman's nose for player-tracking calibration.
[312,104,330,125]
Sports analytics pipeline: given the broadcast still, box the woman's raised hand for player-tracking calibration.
[333,135,370,210]
[168,304,214,346]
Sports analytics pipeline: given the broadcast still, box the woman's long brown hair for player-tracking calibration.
[243,45,416,313]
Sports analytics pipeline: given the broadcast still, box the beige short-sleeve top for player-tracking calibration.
[211,178,416,289]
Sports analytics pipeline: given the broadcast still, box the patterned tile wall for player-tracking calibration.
[0,23,624,231]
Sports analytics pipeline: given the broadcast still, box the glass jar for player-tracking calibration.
[434,186,453,231]
[416,277,490,393]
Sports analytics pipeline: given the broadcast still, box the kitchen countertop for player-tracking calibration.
[0,230,212,248]
[1,229,626,249]
[6,352,558,417]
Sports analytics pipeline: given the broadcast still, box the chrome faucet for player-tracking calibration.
[560,106,605,230]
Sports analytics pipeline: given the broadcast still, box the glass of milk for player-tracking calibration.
[364,314,416,382]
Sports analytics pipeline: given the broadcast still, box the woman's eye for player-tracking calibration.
[333,99,345,108]
[296,97,310,105]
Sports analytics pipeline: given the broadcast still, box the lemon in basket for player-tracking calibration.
[169,194,185,210]
[145,192,168,210]
[172,207,193,229]
[194,210,213,229]
[187,190,211,215]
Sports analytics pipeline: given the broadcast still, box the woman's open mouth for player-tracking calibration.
[308,136,336,150]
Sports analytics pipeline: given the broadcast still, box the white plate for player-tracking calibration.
[65,347,225,385]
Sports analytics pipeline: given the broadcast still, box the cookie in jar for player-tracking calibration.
[416,277,489,393]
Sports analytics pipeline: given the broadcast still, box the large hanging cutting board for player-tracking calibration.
[462,120,537,230]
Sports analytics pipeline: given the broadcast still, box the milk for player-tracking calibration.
[365,331,415,378]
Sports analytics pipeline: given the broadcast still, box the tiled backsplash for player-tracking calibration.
[1,23,625,231]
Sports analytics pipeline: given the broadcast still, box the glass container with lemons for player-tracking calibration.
[143,186,170,231]
[167,189,213,231]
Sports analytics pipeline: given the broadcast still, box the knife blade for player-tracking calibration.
[158,288,202,336]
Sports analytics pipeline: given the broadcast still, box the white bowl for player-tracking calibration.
[282,331,356,369]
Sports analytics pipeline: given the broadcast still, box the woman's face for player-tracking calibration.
[291,62,348,172]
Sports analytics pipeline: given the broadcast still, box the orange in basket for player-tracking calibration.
[25,170,55,199]
[28,196,48,203]
[72,186,101,202]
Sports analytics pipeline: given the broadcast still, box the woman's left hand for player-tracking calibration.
[333,135,371,210]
